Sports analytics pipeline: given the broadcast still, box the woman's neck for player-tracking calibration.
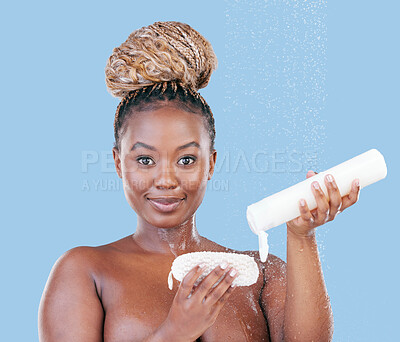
[132,215,202,257]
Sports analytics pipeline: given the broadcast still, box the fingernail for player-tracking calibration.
[312,182,319,189]
[326,174,333,182]
[300,199,306,206]
[220,262,228,270]
[230,268,237,277]
[355,179,360,187]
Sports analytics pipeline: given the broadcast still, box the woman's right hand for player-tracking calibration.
[164,263,239,341]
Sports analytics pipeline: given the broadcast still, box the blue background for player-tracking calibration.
[1,1,398,341]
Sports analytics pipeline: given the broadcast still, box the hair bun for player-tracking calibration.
[105,21,218,98]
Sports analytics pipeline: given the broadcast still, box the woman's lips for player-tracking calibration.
[147,198,184,213]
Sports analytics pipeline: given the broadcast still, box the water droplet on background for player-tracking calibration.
[219,0,328,256]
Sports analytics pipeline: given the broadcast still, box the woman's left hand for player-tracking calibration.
[286,170,361,237]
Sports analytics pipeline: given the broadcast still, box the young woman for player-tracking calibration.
[38,21,360,342]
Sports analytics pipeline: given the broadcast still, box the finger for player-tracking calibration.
[203,267,238,306]
[212,283,237,312]
[306,170,318,179]
[177,264,206,300]
[191,263,229,303]
[218,283,236,304]
[311,181,330,224]
[324,174,342,220]
[341,178,361,211]
[299,198,316,227]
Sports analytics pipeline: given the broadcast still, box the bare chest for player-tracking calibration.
[99,263,270,341]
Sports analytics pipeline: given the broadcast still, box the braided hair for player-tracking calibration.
[105,21,218,154]
[113,80,216,154]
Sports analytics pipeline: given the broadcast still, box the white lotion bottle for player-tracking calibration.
[246,149,388,262]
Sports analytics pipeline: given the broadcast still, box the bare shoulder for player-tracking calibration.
[48,244,113,276]
[55,245,100,267]
[238,250,286,275]
[48,238,129,280]
[39,246,107,341]
[263,253,287,281]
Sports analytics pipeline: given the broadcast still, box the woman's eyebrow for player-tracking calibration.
[130,141,200,152]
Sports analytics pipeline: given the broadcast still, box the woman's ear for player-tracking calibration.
[208,149,217,180]
[112,148,122,179]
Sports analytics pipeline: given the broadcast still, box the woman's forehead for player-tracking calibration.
[121,106,209,150]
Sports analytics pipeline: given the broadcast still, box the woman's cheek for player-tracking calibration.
[120,158,145,191]
[122,156,139,174]
[181,168,208,192]
[126,172,152,192]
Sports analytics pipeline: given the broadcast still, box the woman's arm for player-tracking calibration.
[260,233,333,342]
[261,171,360,342]
[283,228,333,341]
[38,247,104,342]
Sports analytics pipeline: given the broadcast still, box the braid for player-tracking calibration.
[113,90,138,139]
[106,21,218,153]
[113,80,215,154]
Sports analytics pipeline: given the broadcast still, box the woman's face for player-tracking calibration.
[112,104,217,229]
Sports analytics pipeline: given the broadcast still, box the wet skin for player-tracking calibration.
[71,236,275,341]
[39,102,359,341]
[39,103,284,341]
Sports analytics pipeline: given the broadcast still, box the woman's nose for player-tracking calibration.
[154,164,179,189]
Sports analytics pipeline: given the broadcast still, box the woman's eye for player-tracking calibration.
[136,156,154,165]
[178,156,196,166]
[136,156,196,166]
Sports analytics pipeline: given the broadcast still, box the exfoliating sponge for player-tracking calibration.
[168,251,260,290]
